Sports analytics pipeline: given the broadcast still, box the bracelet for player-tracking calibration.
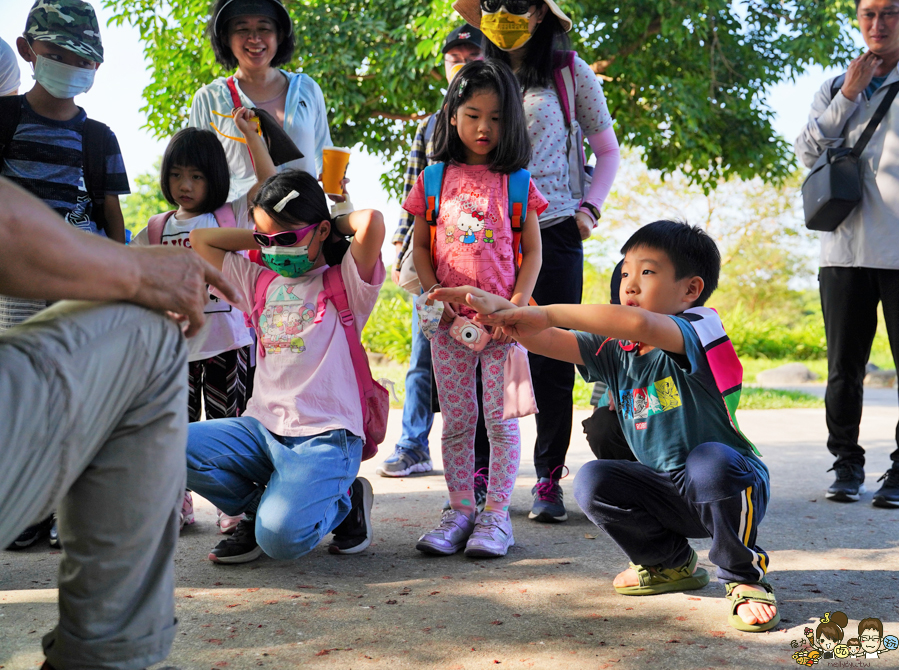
[579,202,601,224]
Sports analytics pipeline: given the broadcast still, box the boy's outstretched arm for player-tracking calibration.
[528,303,687,354]
[430,286,584,365]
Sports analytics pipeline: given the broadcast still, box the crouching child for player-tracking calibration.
[431,220,778,632]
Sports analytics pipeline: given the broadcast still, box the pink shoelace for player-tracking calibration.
[535,465,569,501]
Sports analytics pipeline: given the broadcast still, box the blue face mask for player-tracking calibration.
[261,244,319,278]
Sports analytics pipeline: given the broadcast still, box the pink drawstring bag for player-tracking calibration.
[503,344,538,420]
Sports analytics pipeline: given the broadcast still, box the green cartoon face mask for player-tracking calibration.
[261,244,319,278]
[480,10,533,51]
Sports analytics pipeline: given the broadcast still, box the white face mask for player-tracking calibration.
[31,53,96,99]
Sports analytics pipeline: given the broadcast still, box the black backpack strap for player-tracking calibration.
[851,81,899,158]
[82,118,109,233]
[0,95,24,157]
[830,73,847,100]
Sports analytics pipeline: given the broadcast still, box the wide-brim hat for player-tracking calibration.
[24,0,104,64]
[213,0,292,37]
[452,0,573,34]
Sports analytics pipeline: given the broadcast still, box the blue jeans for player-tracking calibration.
[397,307,435,453]
[187,417,362,560]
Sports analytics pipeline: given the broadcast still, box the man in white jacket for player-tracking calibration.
[794,0,899,508]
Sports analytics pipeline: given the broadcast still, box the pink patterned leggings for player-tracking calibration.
[431,323,521,505]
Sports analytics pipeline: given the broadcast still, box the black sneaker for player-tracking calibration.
[48,515,61,549]
[208,517,263,564]
[529,477,568,522]
[328,477,373,555]
[826,462,866,502]
[6,515,55,550]
[873,467,899,508]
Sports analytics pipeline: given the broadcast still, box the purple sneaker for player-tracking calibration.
[464,510,515,558]
[416,509,475,555]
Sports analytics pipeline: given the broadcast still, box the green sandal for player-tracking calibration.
[725,579,780,632]
[614,548,710,596]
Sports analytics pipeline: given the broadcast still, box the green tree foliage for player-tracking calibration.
[120,159,169,236]
[105,0,859,196]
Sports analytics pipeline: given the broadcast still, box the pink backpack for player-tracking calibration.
[243,264,387,462]
[146,204,237,245]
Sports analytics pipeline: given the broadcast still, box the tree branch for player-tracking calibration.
[592,15,663,74]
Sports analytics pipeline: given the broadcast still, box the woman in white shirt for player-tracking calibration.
[189,0,332,201]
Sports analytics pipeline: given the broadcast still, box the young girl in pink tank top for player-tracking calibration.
[404,59,547,558]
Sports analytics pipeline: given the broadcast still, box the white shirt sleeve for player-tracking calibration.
[0,37,21,97]
[231,193,253,229]
[131,225,150,246]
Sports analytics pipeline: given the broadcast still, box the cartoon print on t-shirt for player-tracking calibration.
[457,200,487,244]
[655,376,683,412]
[260,284,315,355]
[619,376,683,425]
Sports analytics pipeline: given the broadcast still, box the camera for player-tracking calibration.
[450,316,488,351]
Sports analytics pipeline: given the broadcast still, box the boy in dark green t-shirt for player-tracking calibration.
[431,220,778,633]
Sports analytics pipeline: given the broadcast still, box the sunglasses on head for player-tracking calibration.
[253,222,320,248]
[480,0,534,14]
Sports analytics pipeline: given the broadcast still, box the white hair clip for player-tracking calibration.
[273,190,300,213]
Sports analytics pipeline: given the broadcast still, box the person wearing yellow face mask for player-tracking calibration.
[453,0,622,524]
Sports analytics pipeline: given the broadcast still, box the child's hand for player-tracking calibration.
[429,285,516,315]
[440,300,456,324]
[232,107,259,137]
[490,326,514,344]
[319,174,351,203]
[476,305,551,340]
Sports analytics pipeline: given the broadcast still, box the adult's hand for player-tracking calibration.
[841,51,882,100]
[0,178,241,339]
[575,211,593,240]
[131,247,243,338]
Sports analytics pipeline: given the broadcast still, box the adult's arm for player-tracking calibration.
[792,58,877,168]
[103,194,127,244]
[578,127,621,227]
[311,77,333,178]
[0,177,241,337]
[394,116,430,248]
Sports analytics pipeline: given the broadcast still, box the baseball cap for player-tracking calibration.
[442,23,485,54]
[24,0,104,64]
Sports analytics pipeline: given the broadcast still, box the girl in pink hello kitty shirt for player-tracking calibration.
[405,59,547,558]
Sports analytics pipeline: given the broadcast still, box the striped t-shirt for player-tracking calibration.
[0,96,130,330]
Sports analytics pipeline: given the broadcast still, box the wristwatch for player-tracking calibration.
[580,202,601,223]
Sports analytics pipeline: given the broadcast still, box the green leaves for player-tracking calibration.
[104,0,858,195]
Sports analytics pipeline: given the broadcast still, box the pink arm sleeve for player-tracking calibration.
[580,127,621,221]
